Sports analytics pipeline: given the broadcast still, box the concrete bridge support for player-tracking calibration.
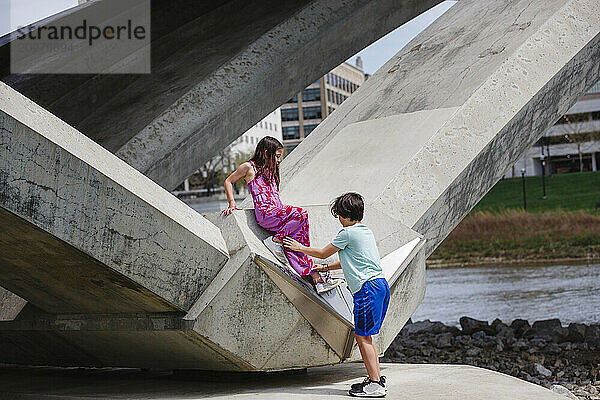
[0,0,598,371]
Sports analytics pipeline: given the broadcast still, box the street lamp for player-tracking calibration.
[540,155,547,200]
[520,168,527,211]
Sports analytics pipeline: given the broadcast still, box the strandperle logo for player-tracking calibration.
[16,19,147,47]
[10,0,151,74]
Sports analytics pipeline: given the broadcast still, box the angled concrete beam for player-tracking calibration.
[0,287,26,321]
[116,0,442,190]
[0,82,228,313]
[1,0,441,190]
[0,312,255,370]
[280,0,600,257]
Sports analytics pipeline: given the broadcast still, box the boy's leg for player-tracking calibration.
[353,278,390,381]
[355,334,381,381]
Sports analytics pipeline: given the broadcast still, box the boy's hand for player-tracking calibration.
[312,264,328,272]
[282,237,304,252]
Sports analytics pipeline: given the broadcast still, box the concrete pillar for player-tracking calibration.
[184,178,190,192]
[592,152,597,171]
[278,0,600,258]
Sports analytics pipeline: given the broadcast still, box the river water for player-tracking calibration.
[411,263,600,326]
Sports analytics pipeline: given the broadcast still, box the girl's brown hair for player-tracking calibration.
[250,136,284,188]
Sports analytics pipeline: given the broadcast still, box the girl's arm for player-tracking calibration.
[282,238,339,259]
[221,163,252,215]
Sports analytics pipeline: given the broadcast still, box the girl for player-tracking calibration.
[221,136,339,295]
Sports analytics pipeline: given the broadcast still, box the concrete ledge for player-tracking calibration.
[0,286,26,321]
[0,363,567,399]
[0,82,229,313]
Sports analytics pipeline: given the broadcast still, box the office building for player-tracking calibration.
[281,58,365,152]
[229,108,282,157]
[506,80,600,177]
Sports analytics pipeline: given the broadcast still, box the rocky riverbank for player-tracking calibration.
[383,317,600,399]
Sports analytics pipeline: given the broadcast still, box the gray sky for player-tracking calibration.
[1,0,78,36]
[1,0,456,75]
[348,1,457,75]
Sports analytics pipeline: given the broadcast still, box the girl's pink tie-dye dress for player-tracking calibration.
[246,161,315,276]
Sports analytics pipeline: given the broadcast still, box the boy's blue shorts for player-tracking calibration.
[353,277,390,336]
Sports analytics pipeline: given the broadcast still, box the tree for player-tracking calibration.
[558,113,599,172]
[174,145,256,196]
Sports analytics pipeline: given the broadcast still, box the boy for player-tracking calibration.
[283,192,390,398]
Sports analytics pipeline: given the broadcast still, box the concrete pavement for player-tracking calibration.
[0,363,567,399]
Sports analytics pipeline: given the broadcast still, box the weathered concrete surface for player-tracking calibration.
[2,0,599,374]
[0,286,26,321]
[185,208,425,370]
[0,202,424,370]
[0,82,228,313]
[0,363,568,399]
[1,0,441,190]
[280,0,600,258]
[0,313,255,370]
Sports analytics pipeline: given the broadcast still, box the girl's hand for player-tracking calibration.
[283,237,304,252]
[221,203,242,216]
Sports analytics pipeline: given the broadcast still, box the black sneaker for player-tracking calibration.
[348,377,386,397]
[351,376,386,390]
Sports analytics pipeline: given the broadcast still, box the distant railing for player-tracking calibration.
[588,80,600,94]
[171,187,225,198]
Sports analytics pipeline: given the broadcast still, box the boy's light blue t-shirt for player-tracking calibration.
[331,223,383,294]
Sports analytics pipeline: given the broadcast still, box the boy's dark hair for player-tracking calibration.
[330,192,364,222]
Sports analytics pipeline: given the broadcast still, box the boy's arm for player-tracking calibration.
[282,238,339,259]
[327,261,341,270]
[314,260,341,272]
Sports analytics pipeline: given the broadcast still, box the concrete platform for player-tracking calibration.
[0,363,566,399]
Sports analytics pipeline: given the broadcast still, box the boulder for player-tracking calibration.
[585,324,600,338]
[559,342,576,351]
[532,319,562,330]
[524,319,567,343]
[584,335,600,350]
[493,337,504,352]
[574,342,590,351]
[460,317,494,335]
[511,340,530,351]
[400,320,459,336]
[454,335,473,348]
[466,347,481,357]
[471,331,487,340]
[543,343,561,355]
[565,323,587,343]
[496,325,515,342]
[530,338,547,347]
[529,362,552,377]
[550,385,578,399]
[491,318,506,333]
[510,319,531,337]
[435,332,455,349]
